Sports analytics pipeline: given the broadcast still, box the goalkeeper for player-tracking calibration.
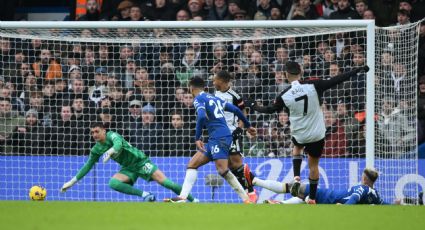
[61,122,197,202]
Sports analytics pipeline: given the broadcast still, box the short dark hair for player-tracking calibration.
[90,122,105,129]
[285,61,301,75]
[215,70,232,83]
[189,77,205,89]
[398,9,410,17]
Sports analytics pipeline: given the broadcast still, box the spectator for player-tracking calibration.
[270,5,284,20]
[162,110,194,156]
[176,9,191,21]
[322,62,341,103]
[124,99,142,145]
[88,67,107,104]
[32,47,62,81]
[398,0,422,22]
[376,97,415,157]
[113,0,133,20]
[380,62,409,99]
[147,0,176,20]
[100,0,123,20]
[270,46,289,72]
[71,94,91,126]
[395,9,411,26]
[233,9,248,20]
[291,0,319,20]
[97,107,122,133]
[317,0,339,19]
[8,109,49,155]
[301,53,316,78]
[329,0,360,19]
[362,9,375,20]
[69,78,88,102]
[108,86,127,118]
[0,97,25,152]
[322,110,347,157]
[255,0,275,19]
[176,46,206,86]
[129,5,146,21]
[173,92,196,128]
[78,0,101,21]
[188,0,209,19]
[135,104,163,156]
[96,44,113,68]
[264,111,292,157]
[235,41,255,73]
[208,43,232,75]
[51,104,85,155]
[207,0,230,20]
[354,0,368,18]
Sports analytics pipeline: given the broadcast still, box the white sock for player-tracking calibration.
[180,169,198,199]
[223,170,249,201]
[253,178,287,193]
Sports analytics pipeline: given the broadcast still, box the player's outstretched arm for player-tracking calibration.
[60,154,99,192]
[313,65,370,92]
[195,108,207,141]
[245,96,285,114]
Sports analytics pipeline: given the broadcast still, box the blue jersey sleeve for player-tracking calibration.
[224,103,251,128]
[344,185,365,205]
[194,97,207,141]
[195,108,207,141]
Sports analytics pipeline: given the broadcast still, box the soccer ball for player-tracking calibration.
[29,185,47,201]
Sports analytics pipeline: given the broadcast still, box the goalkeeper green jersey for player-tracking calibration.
[75,131,149,180]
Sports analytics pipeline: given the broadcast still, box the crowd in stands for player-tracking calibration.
[0,0,423,158]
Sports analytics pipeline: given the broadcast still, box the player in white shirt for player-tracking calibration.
[213,70,257,203]
[247,61,369,204]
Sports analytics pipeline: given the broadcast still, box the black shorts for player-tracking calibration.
[229,135,243,156]
[291,137,324,158]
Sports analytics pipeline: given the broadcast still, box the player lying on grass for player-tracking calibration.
[61,122,197,202]
[213,70,257,203]
[165,77,257,203]
[256,168,386,205]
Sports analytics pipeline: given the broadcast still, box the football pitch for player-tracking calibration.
[1,201,423,230]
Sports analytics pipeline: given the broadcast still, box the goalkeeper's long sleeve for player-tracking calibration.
[75,154,100,180]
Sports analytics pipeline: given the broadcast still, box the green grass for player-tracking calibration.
[0,201,424,230]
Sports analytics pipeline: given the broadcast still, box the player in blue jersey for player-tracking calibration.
[165,77,257,203]
[261,168,387,205]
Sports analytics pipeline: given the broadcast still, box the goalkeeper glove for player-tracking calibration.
[60,177,78,192]
[102,148,117,163]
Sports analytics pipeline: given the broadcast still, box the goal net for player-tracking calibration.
[0,20,421,203]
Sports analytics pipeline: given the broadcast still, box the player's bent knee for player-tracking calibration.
[108,178,121,190]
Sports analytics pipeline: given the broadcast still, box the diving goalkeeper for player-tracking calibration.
[60,122,197,202]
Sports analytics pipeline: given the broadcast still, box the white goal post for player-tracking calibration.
[0,20,421,203]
